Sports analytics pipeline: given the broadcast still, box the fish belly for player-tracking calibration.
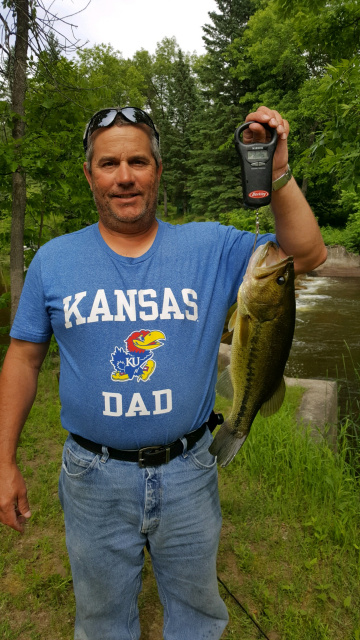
[210,315,286,467]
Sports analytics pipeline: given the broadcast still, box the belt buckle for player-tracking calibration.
[138,445,171,468]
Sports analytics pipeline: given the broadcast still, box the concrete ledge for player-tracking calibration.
[309,245,360,277]
[285,377,338,451]
[217,345,338,450]
[218,343,232,372]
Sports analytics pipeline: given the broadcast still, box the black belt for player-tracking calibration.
[70,411,223,468]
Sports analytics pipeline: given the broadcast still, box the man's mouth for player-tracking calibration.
[111,193,139,199]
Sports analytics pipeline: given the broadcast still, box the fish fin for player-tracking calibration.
[239,313,250,347]
[228,309,237,332]
[209,420,247,467]
[215,365,234,400]
[260,377,286,418]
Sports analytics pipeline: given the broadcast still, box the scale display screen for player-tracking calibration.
[248,149,268,161]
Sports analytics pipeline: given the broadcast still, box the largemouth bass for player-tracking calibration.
[209,241,296,467]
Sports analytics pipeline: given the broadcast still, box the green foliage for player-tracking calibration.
[320,192,360,253]
[140,39,199,217]
[219,206,275,233]
[1,0,360,260]
[224,0,360,240]
[320,226,348,247]
[220,391,360,551]
[76,44,147,113]
[186,0,259,219]
[0,290,10,309]
[232,1,308,103]
[309,57,360,192]
[0,41,152,259]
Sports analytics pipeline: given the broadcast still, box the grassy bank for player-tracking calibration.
[0,359,360,639]
[215,390,360,640]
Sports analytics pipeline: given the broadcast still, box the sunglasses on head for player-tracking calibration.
[83,107,160,152]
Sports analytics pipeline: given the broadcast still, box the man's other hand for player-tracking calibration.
[0,463,31,533]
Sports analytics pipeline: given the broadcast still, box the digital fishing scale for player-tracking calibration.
[234,121,278,209]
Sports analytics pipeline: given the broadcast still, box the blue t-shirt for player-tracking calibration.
[10,220,275,448]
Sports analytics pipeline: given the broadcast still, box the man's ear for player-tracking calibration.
[157,161,163,181]
[83,162,93,190]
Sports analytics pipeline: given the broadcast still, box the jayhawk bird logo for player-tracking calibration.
[110,329,166,382]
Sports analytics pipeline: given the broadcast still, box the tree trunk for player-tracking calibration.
[37,206,44,249]
[10,0,29,325]
[301,123,318,200]
[163,181,168,218]
[301,177,308,197]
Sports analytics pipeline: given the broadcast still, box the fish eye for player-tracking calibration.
[277,276,286,285]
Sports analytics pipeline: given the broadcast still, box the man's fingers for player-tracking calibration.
[0,467,31,533]
[0,504,25,533]
[281,119,290,140]
[245,107,289,140]
[17,493,31,519]
[14,491,31,532]
[10,503,31,533]
[243,105,289,175]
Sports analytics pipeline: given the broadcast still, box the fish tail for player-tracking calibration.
[209,421,247,468]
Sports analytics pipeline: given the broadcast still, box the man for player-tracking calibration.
[0,105,326,640]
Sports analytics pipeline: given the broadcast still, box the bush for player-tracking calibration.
[219,206,275,233]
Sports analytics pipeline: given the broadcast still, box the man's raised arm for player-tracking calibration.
[245,106,327,275]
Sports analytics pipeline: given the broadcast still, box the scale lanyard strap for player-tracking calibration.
[252,210,260,254]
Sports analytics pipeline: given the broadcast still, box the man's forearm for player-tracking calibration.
[0,339,49,532]
[271,177,327,275]
[0,365,39,462]
[0,339,49,462]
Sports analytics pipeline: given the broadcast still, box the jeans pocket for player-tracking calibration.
[62,437,99,478]
[188,429,217,470]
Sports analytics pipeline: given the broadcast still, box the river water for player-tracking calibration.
[285,276,360,420]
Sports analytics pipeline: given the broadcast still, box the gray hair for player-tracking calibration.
[85,113,162,172]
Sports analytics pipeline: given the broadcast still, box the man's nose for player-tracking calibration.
[115,162,134,183]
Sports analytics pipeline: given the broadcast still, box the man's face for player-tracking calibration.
[83,125,162,232]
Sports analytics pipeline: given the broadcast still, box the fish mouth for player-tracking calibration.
[252,242,294,279]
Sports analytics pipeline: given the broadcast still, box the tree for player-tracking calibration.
[22,52,95,246]
[0,0,89,322]
[187,0,258,219]
[21,42,151,243]
[140,37,178,217]
[224,0,360,234]
[76,44,148,115]
[167,48,199,216]
[133,38,199,217]
[2,0,29,323]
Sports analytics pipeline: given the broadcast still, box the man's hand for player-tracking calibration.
[0,462,31,533]
[244,106,289,180]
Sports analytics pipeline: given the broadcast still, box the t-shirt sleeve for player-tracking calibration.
[10,252,53,343]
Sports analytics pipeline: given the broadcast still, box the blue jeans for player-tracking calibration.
[58,428,228,640]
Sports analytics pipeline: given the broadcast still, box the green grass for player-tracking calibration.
[215,389,360,640]
[1,358,360,639]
